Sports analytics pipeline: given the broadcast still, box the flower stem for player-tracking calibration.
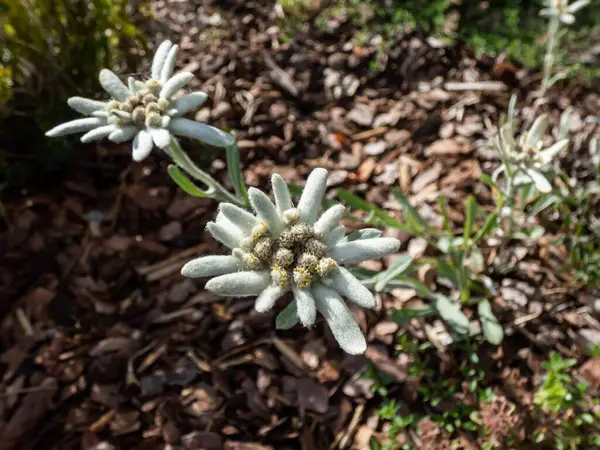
[167,139,243,207]
[542,15,560,93]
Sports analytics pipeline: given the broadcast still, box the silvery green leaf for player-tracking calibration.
[205,271,271,296]
[314,204,345,235]
[149,128,172,149]
[347,228,382,241]
[526,168,553,193]
[151,40,173,80]
[206,221,245,249]
[159,72,194,99]
[478,299,504,345]
[513,171,533,186]
[567,0,589,13]
[560,12,576,24]
[219,203,259,234]
[526,115,548,150]
[271,174,294,213]
[322,266,376,308]
[537,139,569,165]
[298,168,328,225]
[329,238,400,264]
[557,107,572,140]
[81,125,118,143]
[276,301,299,330]
[67,97,106,115]
[292,287,316,326]
[324,226,346,247]
[99,69,130,102]
[108,126,138,143]
[312,282,367,354]
[181,255,240,278]
[46,117,106,137]
[171,92,208,116]
[433,294,470,334]
[160,44,180,84]
[133,130,154,161]
[255,285,288,313]
[467,247,485,274]
[169,118,235,147]
[248,187,285,235]
[374,254,413,292]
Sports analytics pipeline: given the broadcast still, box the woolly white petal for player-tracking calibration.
[312,282,367,354]
[151,40,173,80]
[219,203,260,234]
[330,237,400,264]
[526,115,548,150]
[560,13,575,24]
[67,97,106,115]
[248,187,285,235]
[537,139,568,165]
[170,92,208,116]
[567,0,589,13]
[271,174,294,213]
[298,168,328,225]
[292,287,316,327]
[108,125,138,143]
[160,44,180,84]
[314,204,345,235]
[322,266,376,308]
[132,130,154,161]
[324,226,346,248]
[99,69,130,102]
[149,127,172,149]
[205,271,271,296]
[526,168,552,193]
[206,221,245,249]
[255,285,288,313]
[181,255,241,278]
[169,118,235,148]
[128,77,139,94]
[46,117,106,137]
[81,125,118,143]
[159,72,194,99]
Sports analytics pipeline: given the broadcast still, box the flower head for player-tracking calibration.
[181,168,400,354]
[540,0,589,24]
[46,40,234,161]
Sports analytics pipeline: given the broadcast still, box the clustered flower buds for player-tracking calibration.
[540,0,589,24]
[181,168,401,354]
[46,40,234,161]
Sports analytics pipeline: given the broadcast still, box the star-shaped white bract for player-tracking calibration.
[46,40,234,161]
[540,0,589,24]
[181,168,401,354]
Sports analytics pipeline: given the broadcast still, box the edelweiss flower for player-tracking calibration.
[46,40,234,161]
[540,0,589,24]
[181,168,400,354]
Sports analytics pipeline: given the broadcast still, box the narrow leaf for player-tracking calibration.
[434,294,470,335]
[168,165,209,198]
[463,195,477,243]
[276,301,299,330]
[225,141,249,206]
[374,254,414,292]
[478,299,504,345]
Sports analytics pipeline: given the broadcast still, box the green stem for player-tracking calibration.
[542,15,560,92]
[167,139,243,207]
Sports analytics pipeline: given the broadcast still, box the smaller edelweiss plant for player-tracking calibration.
[181,168,400,354]
[46,40,234,161]
[493,96,570,194]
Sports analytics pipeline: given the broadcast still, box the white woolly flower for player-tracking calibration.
[539,0,589,25]
[181,168,401,354]
[46,40,234,161]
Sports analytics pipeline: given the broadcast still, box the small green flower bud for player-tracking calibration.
[272,265,289,287]
[305,238,327,258]
[146,112,162,127]
[272,248,294,268]
[316,257,337,277]
[293,268,312,288]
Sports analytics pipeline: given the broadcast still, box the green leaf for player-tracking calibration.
[478,299,504,345]
[463,195,477,243]
[225,141,249,206]
[167,165,209,198]
[390,188,429,232]
[467,247,485,274]
[433,294,470,334]
[392,305,436,325]
[347,228,382,241]
[438,196,452,234]
[530,194,559,216]
[275,302,299,330]
[337,189,411,231]
[375,254,414,292]
[474,211,498,242]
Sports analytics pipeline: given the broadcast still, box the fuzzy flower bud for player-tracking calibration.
[272,265,289,287]
[293,268,312,288]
